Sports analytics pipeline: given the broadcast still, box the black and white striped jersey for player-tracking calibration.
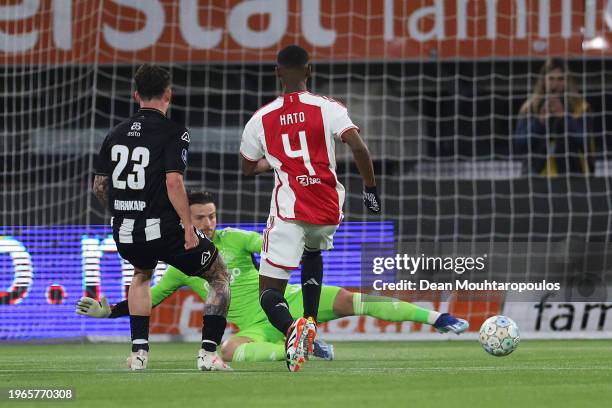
[94,108,190,243]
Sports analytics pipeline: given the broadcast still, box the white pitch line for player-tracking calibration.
[0,366,610,374]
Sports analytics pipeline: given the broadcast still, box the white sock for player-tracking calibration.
[427,311,442,325]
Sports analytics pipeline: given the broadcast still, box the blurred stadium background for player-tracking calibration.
[2,0,612,342]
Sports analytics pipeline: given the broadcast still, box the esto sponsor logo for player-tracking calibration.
[296,175,321,187]
[128,122,141,137]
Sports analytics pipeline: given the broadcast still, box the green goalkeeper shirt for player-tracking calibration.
[151,227,266,328]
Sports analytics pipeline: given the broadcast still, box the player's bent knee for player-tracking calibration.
[209,272,230,290]
[133,268,154,279]
[205,256,231,287]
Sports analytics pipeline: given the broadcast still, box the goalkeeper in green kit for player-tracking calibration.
[77,191,468,362]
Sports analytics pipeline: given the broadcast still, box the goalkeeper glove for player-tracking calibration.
[363,186,381,213]
[76,296,111,318]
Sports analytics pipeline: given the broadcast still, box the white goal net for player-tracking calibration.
[1,0,612,341]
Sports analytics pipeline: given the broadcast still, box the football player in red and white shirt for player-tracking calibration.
[240,45,380,372]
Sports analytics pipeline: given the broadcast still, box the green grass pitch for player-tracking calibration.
[1,340,611,408]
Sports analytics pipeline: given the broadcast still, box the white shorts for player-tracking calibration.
[259,215,339,280]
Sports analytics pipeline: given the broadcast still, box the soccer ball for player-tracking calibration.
[479,315,520,357]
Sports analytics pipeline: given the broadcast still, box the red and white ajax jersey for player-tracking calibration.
[240,92,358,225]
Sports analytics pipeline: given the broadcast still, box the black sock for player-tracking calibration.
[301,250,323,321]
[110,300,160,318]
[259,288,293,334]
[201,315,227,352]
[130,315,149,352]
[109,300,129,318]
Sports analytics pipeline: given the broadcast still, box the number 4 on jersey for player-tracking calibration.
[281,131,316,176]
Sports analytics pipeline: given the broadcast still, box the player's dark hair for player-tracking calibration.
[187,190,216,207]
[277,45,309,68]
[134,64,170,101]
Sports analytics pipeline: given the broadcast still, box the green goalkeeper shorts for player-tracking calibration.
[234,284,342,344]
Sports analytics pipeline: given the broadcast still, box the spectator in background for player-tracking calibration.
[514,59,592,176]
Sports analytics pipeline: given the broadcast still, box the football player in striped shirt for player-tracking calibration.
[92,65,231,371]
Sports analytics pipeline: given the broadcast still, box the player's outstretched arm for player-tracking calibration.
[166,172,198,250]
[76,292,171,319]
[342,129,381,213]
[76,268,186,319]
[151,266,189,305]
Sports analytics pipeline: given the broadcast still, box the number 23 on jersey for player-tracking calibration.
[111,145,150,190]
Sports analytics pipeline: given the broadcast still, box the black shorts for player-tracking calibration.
[116,227,218,276]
